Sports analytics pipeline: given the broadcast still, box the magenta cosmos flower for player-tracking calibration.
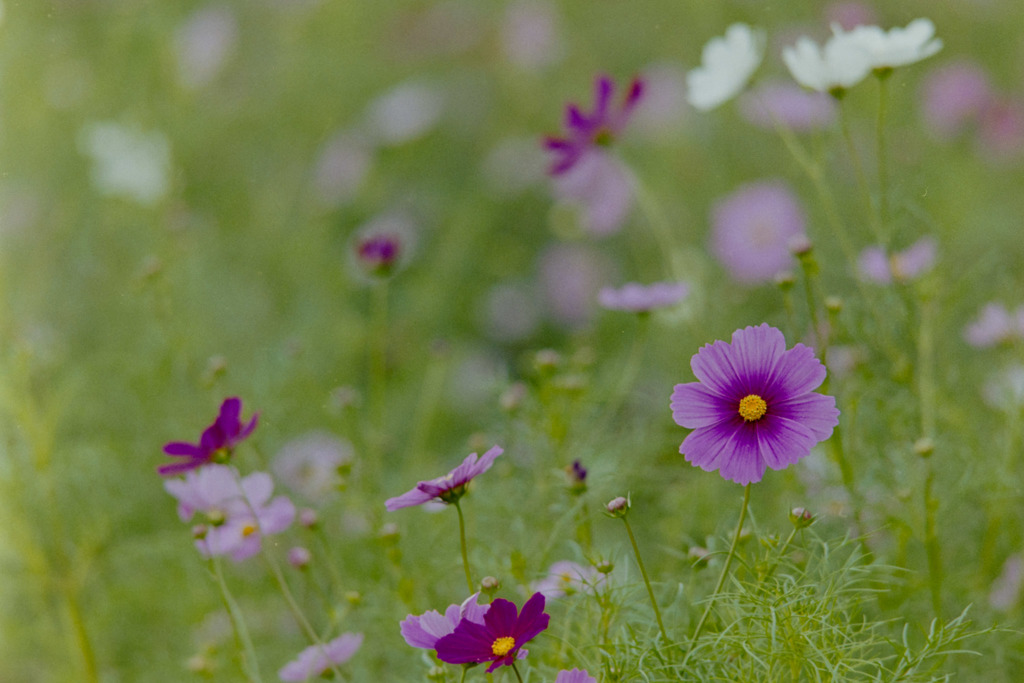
[598,281,689,313]
[400,593,490,651]
[278,633,363,682]
[385,446,503,510]
[544,74,644,175]
[435,592,550,673]
[670,324,839,485]
[159,397,258,476]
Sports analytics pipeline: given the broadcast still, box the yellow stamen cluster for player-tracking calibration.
[738,394,768,422]
[491,636,516,657]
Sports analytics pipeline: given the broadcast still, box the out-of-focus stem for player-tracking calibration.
[621,515,669,645]
[454,500,475,595]
[212,557,263,683]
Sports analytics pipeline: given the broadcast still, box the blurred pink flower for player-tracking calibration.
[977,98,1024,165]
[964,303,1024,348]
[312,130,373,208]
[823,2,877,30]
[857,237,937,284]
[598,281,688,313]
[739,80,836,131]
[989,554,1024,611]
[711,180,806,284]
[920,60,993,139]
[531,561,605,598]
[539,244,613,328]
[552,150,634,237]
[501,1,563,70]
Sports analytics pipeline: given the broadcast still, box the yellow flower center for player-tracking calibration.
[738,394,768,422]
[491,636,516,657]
[241,523,258,537]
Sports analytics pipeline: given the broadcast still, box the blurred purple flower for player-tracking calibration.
[920,60,993,139]
[385,446,503,510]
[174,6,238,89]
[159,397,258,476]
[711,180,807,285]
[348,213,415,281]
[539,244,613,329]
[598,281,688,313]
[989,554,1024,612]
[544,74,644,175]
[824,2,877,30]
[532,561,605,598]
[552,149,634,237]
[400,593,489,650]
[631,63,689,138]
[857,237,937,284]
[435,593,549,673]
[278,633,363,682]
[556,670,598,683]
[164,465,295,561]
[670,324,840,485]
[287,546,312,569]
[978,98,1024,165]
[501,1,563,71]
[273,431,354,501]
[964,303,1024,348]
[739,80,836,131]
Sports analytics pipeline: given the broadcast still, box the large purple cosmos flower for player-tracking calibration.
[670,324,839,485]
[159,397,258,476]
[278,633,363,682]
[544,74,644,175]
[400,593,490,651]
[435,592,549,673]
[385,446,503,510]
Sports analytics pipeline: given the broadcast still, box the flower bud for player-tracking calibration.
[299,508,319,529]
[824,296,843,313]
[788,234,813,256]
[595,559,614,574]
[605,496,630,518]
[480,576,500,596]
[378,522,400,542]
[427,665,447,681]
[344,590,362,606]
[533,349,562,373]
[565,459,587,494]
[914,437,934,458]
[688,545,710,568]
[789,507,814,529]
[288,546,312,569]
[774,270,796,289]
[499,382,527,412]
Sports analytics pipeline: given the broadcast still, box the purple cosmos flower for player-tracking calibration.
[348,213,416,281]
[670,324,840,485]
[598,281,688,313]
[400,593,490,650]
[532,561,605,598]
[556,669,598,683]
[544,74,644,175]
[278,633,363,682]
[164,465,296,561]
[964,303,1024,348]
[711,181,807,285]
[435,592,550,673]
[857,236,937,284]
[159,397,258,476]
[385,446,503,510]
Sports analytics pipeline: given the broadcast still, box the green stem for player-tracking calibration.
[876,74,890,240]
[689,484,750,646]
[621,516,669,645]
[917,296,942,616]
[511,662,525,683]
[459,666,468,683]
[601,314,649,425]
[64,581,100,683]
[212,557,263,683]
[454,500,475,595]
[630,173,681,280]
[839,102,884,244]
[367,279,390,480]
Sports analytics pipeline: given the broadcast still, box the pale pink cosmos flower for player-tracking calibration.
[989,554,1024,612]
[857,237,937,284]
[555,669,598,683]
[711,180,807,285]
[532,561,605,598]
[273,431,354,502]
[551,149,634,237]
[539,244,614,328]
[174,6,238,89]
[400,593,490,650]
[977,98,1024,165]
[739,80,836,131]
[500,1,563,71]
[964,303,1024,348]
[385,446,504,510]
[278,633,363,681]
[920,60,993,139]
[598,281,688,313]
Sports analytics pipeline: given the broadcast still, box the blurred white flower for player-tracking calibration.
[78,122,171,206]
[175,6,238,89]
[687,23,764,111]
[782,32,871,94]
[273,431,354,502]
[365,81,445,146]
[501,0,563,70]
[835,18,942,71]
[312,130,373,208]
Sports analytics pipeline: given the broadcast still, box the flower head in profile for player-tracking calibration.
[544,74,645,175]
[782,31,871,96]
[670,324,839,485]
[159,397,258,476]
[857,236,937,284]
[711,180,807,285]
[532,561,605,599]
[835,18,942,74]
[556,670,598,683]
[164,465,296,561]
[435,592,550,673]
[278,633,363,682]
[400,593,489,651]
[598,281,688,313]
[687,23,765,111]
[385,446,503,510]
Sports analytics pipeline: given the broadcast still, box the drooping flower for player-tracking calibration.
[278,633,363,682]
[711,180,807,285]
[544,74,644,175]
[834,18,942,73]
[738,80,836,131]
[598,281,688,313]
[532,561,605,598]
[857,236,937,284]
[385,446,504,510]
[964,303,1024,348]
[435,593,550,673]
[782,32,871,95]
[159,397,259,476]
[687,23,764,111]
[400,593,490,651]
[164,465,296,561]
[555,669,598,683]
[670,324,840,485]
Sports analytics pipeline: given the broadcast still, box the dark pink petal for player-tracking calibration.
[671,382,732,428]
[482,598,519,635]
[157,459,203,476]
[163,441,203,457]
[218,397,242,429]
[592,75,613,121]
[512,592,550,643]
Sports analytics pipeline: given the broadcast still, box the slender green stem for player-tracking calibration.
[601,314,649,426]
[630,173,681,280]
[511,662,525,683]
[212,557,263,683]
[63,581,100,683]
[917,296,943,616]
[689,484,750,646]
[454,500,475,595]
[876,74,890,239]
[621,516,669,644]
[368,279,390,480]
[839,102,884,244]
[459,666,468,683]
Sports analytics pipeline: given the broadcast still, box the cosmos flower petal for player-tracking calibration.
[384,487,436,510]
[756,418,818,470]
[690,340,746,398]
[730,323,786,382]
[717,426,765,485]
[163,441,203,457]
[680,421,743,473]
[767,343,826,397]
[482,598,519,635]
[773,393,839,440]
[513,593,550,644]
[671,383,732,428]
[218,397,242,429]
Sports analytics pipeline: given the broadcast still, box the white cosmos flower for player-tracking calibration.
[687,23,765,111]
[782,31,871,94]
[833,18,942,71]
